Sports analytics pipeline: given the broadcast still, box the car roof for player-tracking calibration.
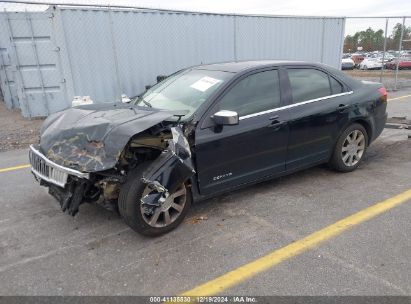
[193,60,363,89]
[193,60,319,73]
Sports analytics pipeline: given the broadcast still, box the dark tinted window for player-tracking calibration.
[219,70,281,117]
[288,69,331,103]
[330,76,344,94]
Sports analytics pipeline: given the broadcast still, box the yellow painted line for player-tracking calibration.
[0,164,30,173]
[389,94,411,101]
[181,188,411,296]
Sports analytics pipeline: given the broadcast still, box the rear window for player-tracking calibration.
[287,69,331,103]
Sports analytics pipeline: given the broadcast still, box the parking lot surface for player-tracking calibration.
[0,90,410,296]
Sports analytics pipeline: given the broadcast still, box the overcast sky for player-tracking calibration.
[1,0,411,35]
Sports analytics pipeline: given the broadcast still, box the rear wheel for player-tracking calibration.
[329,123,368,172]
[118,163,191,236]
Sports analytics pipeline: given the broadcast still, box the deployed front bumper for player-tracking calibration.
[29,145,89,188]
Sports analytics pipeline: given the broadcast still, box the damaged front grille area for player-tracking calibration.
[30,150,68,187]
[48,180,89,216]
[29,145,90,187]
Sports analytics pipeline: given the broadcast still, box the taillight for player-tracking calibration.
[378,87,387,102]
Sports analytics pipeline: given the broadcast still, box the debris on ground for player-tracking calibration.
[185,215,209,224]
[0,102,43,152]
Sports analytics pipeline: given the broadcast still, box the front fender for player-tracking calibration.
[140,127,196,207]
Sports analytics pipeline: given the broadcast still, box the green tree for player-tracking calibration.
[374,29,384,49]
[359,28,374,51]
[343,35,356,52]
[344,27,386,52]
[391,23,411,48]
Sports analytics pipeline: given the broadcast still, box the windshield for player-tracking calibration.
[134,69,233,119]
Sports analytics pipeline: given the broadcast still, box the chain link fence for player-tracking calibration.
[344,17,411,91]
[0,1,410,117]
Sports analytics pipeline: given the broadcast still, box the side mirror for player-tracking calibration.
[212,110,239,126]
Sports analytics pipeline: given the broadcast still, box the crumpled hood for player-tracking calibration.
[39,102,182,172]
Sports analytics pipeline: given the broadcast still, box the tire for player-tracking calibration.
[329,123,369,172]
[118,162,192,237]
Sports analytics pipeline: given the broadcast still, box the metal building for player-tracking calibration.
[0,5,345,117]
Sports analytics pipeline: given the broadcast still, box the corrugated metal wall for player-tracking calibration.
[0,6,345,117]
[0,10,67,116]
[57,8,237,105]
[235,16,344,66]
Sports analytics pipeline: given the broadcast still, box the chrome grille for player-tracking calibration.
[29,148,68,187]
[29,145,90,186]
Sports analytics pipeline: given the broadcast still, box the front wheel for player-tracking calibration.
[118,163,191,236]
[329,123,368,172]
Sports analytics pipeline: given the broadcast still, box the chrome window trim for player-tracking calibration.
[29,145,90,184]
[239,91,353,121]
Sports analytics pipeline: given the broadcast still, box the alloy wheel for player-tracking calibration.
[341,129,366,167]
[140,184,187,228]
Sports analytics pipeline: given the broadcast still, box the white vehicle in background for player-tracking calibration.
[382,53,395,61]
[359,57,383,70]
[341,57,355,70]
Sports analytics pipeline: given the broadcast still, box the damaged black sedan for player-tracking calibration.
[29,61,388,236]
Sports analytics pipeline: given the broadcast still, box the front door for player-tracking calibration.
[194,69,289,196]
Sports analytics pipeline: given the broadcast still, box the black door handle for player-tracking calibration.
[269,115,279,120]
[267,120,286,128]
[337,104,350,111]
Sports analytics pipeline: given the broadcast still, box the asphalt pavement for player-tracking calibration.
[0,90,410,296]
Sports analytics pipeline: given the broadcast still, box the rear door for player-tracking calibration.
[284,67,353,171]
[194,68,289,196]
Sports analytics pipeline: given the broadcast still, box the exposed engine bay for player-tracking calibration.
[30,102,196,217]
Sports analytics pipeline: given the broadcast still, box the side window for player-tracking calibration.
[330,76,344,94]
[287,69,331,103]
[218,70,281,117]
